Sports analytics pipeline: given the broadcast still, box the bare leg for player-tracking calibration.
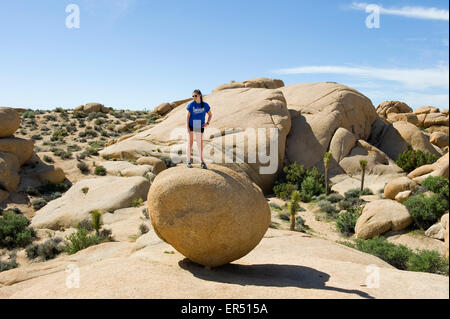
[194,131,204,163]
[186,130,193,163]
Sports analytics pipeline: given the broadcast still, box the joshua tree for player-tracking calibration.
[359,159,368,192]
[288,191,301,231]
[91,210,102,236]
[323,151,333,195]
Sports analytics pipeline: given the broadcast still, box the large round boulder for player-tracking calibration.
[355,199,413,239]
[0,107,21,138]
[147,164,271,267]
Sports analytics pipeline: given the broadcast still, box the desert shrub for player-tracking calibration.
[278,211,290,221]
[51,148,72,159]
[421,175,449,207]
[395,147,439,173]
[317,200,339,218]
[142,207,149,219]
[344,188,362,199]
[294,215,309,233]
[25,237,64,261]
[51,128,68,141]
[326,193,345,203]
[345,236,448,275]
[139,223,149,235]
[0,255,18,273]
[94,118,106,125]
[94,165,107,176]
[0,212,36,249]
[408,250,449,276]
[54,107,64,112]
[86,146,99,156]
[64,228,110,255]
[336,206,362,237]
[73,110,88,119]
[77,162,89,173]
[26,182,70,202]
[31,134,42,140]
[23,111,35,119]
[77,152,87,160]
[131,198,144,207]
[349,236,412,270]
[67,144,81,152]
[42,191,62,202]
[301,176,325,202]
[77,219,93,231]
[146,112,160,123]
[273,183,297,200]
[85,129,98,138]
[43,155,54,163]
[360,188,373,195]
[32,199,47,211]
[404,193,447,230]
[273,162,326,200]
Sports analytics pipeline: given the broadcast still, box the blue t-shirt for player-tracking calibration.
[187,101,210,128]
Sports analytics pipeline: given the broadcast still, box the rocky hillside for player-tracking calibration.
[0,78,449,299]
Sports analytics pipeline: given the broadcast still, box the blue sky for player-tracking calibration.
[0,0,448,111]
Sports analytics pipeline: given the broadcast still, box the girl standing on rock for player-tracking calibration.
[186,89,212,169]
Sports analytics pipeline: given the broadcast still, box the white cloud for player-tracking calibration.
[350,2,449,21]
[272,65,449,90]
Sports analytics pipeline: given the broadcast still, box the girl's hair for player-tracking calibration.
[193,89,204,109]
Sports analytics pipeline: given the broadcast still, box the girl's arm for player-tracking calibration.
[186,110,191,130]
[204,110,212,127]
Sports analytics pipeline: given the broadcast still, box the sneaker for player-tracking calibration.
[186,162,193,168]
[201,162,207,169]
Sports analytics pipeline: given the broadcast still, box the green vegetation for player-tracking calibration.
[359,159,368,192]
[421,175,449,207]
[288,191,301,231]
[43,155,54,163]
[142,207,149,219]
[0,211,36,249]
[343,236,448,276]
[336,206,362,237]
[25,237,64,262]
[94,165,107,176]
[323,152,332,195]
[77,161,90,173]
[25,182,70,204]
[32,199,47,211]
[22,111,35,119]
[139,223,149,235]
[0,255,18,273]
[395,146,439,173]
[273,162,326,201]
[131,197,144,207]
[64,212,113,255]
[404,193,447,230]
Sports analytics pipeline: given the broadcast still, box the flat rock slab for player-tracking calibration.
[0,228,447,299]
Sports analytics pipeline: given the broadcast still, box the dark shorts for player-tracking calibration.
[189,124,204,133]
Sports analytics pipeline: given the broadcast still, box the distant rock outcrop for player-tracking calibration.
[212,77,284,93]
[75,103,111,113]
